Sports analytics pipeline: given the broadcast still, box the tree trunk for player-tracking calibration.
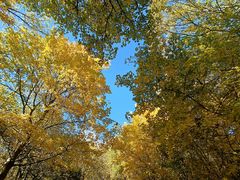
[0,145,24,179]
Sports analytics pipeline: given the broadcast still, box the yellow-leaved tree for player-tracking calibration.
[0,27,111,179]
[115,0,240,179]
[113,110,176,179]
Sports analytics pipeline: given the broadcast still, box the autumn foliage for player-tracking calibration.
[0,0,240,179]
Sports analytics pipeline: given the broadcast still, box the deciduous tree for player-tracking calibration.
[0,27,111,179]
[116,0,240,179]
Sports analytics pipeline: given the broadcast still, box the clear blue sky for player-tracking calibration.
[103,42,137,124]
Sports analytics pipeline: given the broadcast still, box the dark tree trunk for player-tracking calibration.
[0,145,24,179]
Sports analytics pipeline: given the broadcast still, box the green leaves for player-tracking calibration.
[21,0,150,60]
[112,0,240,179]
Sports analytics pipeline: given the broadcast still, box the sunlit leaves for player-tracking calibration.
[0,27,111,179]
[0,0,17,24]
[114,0,240,179]
[21,0,150,59]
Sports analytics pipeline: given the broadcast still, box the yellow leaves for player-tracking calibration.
[130,108,160,127]
[0,26,111,177]
[113,108,168,178]
[0,0,17,24]
[150,107,160,118]
[132,114,148,126]
[0,112,32,142]
[0,27,109,102]
[125,0,132,6]
[115,125,160,178]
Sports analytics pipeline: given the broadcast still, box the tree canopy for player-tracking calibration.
[0,0,240,179]
[0,27,111,179]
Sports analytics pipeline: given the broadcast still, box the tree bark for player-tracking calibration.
[0,144,24,179]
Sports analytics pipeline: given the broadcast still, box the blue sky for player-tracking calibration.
[65,32,137,124]
[103,42,137,124]
[65,33,137,125]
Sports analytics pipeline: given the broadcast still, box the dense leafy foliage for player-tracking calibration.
[21,0,150,60]
[0,27,111,179]
[0,0,240,179]
[116,0,240,179]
